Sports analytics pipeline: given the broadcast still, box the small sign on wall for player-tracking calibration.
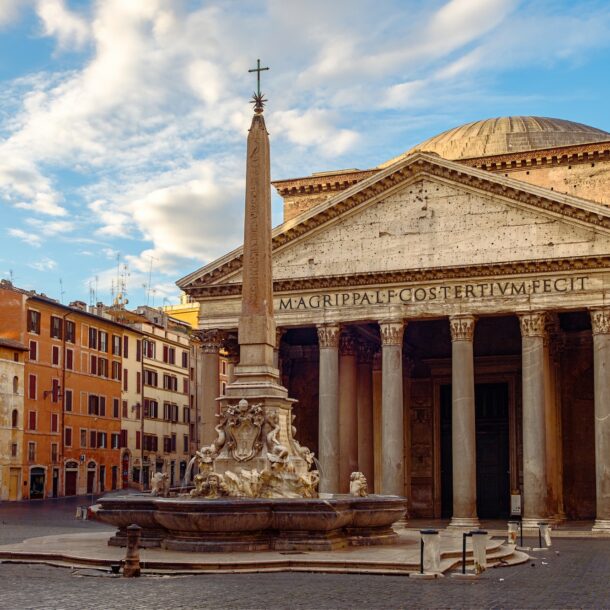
[510,493,522,516]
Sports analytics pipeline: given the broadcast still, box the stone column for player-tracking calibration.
[200,330,223,445]
[591,308,610,532]
[449,315,479,529]
[379,320,405,496]
[339,332,358,492]
[372,349,382,493]
[519,312,549,528]
[317,324,341,493]
[357,343,374,487]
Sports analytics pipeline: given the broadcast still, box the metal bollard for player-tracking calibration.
[419,529,440,574]
[123,524,142,577]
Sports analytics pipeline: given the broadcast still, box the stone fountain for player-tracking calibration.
[93,65,407,551]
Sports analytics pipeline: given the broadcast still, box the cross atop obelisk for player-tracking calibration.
[249,59,269,114]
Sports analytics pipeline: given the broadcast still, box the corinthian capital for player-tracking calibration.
[340,332,357,356]
[379,320,405,346]
[449,314,476,342]
[591,308,610,335]
[199,329,225,353]
[519,312,547,338]
[317,324,341,349]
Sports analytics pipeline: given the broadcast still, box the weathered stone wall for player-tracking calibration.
[502,160,610,208]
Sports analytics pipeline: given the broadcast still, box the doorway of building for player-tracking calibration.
[65,462,78,496]
[122,453,130,488]
[29,467,45,499]
[111,465,118,490]
[9,468,20,500]
[99,465,106,493]
[440,382,510,519]
[52,468,59,498]
[86,462,96,494]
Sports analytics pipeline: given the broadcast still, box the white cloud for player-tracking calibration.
[25,218,75,235]
[36,0,90,49]
[0,0,25,27]
[29,256,57,271]
[8,228,42,247]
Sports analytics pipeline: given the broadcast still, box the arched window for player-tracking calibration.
[13,376,18,394]
[11,409,18,428]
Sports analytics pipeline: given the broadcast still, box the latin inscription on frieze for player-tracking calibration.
[278,276,589,311]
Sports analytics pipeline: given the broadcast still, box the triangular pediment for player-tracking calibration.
[178,152,610,293]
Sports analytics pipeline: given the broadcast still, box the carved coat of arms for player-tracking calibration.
[225,399,265,462]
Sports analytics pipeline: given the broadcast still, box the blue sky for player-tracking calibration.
[1,0,610,307]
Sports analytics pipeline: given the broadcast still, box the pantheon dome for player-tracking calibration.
[379,116,610,167]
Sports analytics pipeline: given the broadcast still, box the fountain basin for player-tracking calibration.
[93,494,408,552]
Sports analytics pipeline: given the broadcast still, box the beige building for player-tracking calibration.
[179,116,610,531]
[0,338,28,500]
[108,306,193,488]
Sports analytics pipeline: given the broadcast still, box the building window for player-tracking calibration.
[123,335,129,358]
[120,429,127,448]
[51,443,58,463]
[65,320,75,343]
[51,413,58,432]
[11,443,17,457]
[183,406,190,423]
[27,309,41,334]
[136,339,141,362]
[143,339,155,359]
[221,381,227,394]
[64,389,73,412]
[136,431,141,449]
[99,396,106,417]
[29,340,37,361]
[182,351,188,368]
[122,400,128,418]
[50,316,63,339]
[28,442,35,462]
[80,429,87,447]
[13,375,18,393]
[90,355,97,375]
[90,430,97,448]
[88,326,98,349]
[111,433,120,449]
[52,378,60,403]
[97,432,107,448]
[64,427,72,447]
[134,403,141,419]
[183,435,189,452]
[28,410,36,430]
[88,394,99,415]
[136,371,141,393]
[222,360,226,375]
[143,399,158,419]
[162,346,176,364]
[11,409,18,427]
[123,370,128,391]
[51,345,60,366]
[112,335,122,356]
[183,378,189,394]
[98,357,108,378]
[29,374,36,399]
[112,361,121,381]
[143,369,158,387]
[66,348,74,370]
[163,436,171,453]
[171,433,176,452]
[98,331,108,353]
[113,398,119,418]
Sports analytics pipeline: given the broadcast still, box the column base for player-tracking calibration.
[447,517,480,530]
[592,519,610,532]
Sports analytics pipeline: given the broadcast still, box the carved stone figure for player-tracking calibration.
[150,471,169,497]
[349,472,368,497]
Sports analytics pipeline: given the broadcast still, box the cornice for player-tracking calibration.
[272,169,379,196]
[459,139,610,173]
[179,153,610,293]
[185,254,610,299]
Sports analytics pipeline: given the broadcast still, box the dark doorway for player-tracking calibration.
[440,382,510,519]
[99,465,106,493]
[122,453,129,488]
[29,468,45,499]
[65,467,77,496]
[111,466,118,490]
[52,468,59,498]
[87,463,96,494]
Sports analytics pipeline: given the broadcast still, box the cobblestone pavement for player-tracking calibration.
[1,498,609,609]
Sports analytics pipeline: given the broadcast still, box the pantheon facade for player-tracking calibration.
[179,116,610,531]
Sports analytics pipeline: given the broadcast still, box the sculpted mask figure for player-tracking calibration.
[349,472,368,497]
[150,471,170,497]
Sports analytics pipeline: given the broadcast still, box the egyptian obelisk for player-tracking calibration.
[214,61,312,479]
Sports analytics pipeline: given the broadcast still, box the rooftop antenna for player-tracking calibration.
[88,280,95,307]
[145,254,158,307]
[9,269,14,283]
[95,275,98,304]
[59,278,65,304]
[151,287,157,308]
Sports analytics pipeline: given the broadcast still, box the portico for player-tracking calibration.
[179,127,610,530]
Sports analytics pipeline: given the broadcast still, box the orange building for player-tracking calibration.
[0,281,124,499]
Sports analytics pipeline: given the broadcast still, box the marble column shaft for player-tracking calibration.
[449,315,479,528]
[591,308,610,531]
[356,344,374,487]
[200,330,223,445]
[317,324,341,493]
[519,312,549,526]
[380,320,405,496]
[339,333,358,493]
